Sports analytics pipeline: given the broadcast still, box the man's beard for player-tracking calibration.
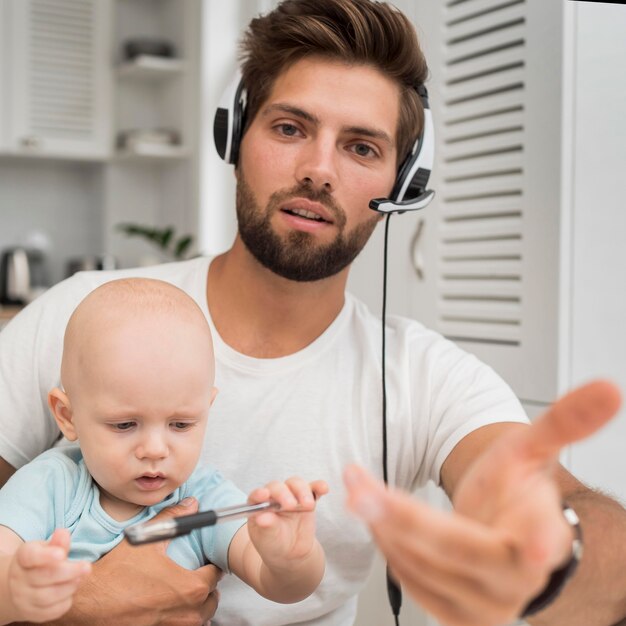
[236,174,380,282]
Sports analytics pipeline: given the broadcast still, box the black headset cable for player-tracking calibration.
[381,212,402,626]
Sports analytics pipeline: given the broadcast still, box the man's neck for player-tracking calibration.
[206,238,348,358]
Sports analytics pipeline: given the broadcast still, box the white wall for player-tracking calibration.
[0,158,104,284]
[567,1,626,502]
[198,0,274,255]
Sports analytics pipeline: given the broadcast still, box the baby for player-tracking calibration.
[0,278,327,624]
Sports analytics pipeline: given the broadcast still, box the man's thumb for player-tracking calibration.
[344,465,388,524]
[127,497,199,551]
[153,497,198,520]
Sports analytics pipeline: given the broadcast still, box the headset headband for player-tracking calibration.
[213,71,435,214]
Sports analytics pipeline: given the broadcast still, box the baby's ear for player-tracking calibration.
[48,388,78,441]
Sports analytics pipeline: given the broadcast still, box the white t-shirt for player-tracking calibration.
[0,256,528,626]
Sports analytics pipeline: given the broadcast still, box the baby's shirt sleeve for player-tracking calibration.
[0,450,74,542]
[182,466,248,572]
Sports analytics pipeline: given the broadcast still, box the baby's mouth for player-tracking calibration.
[135,474,166,491]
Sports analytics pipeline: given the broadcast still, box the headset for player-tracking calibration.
[213,71,435,214]
[213,69,436,626]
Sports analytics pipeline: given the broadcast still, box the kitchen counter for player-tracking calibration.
[0,306,22,331]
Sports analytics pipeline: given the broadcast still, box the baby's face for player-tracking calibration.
[67,313,215,519]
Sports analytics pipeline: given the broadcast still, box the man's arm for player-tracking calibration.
[442,419,626,626]
[0,458,16,489]
[344,381,626,626]
[531,481,626,626]
[32,499,221,626]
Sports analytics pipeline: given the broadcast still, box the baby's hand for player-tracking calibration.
[8,528,91,623]
[247,478,328,568]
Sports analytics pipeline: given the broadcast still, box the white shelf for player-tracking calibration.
[117,55,185,80]
[115,142,189,161]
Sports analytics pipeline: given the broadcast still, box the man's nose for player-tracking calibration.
[295,134,338,193]
[135,431,169,460]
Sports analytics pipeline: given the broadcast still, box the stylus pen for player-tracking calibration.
[124,501,281,545]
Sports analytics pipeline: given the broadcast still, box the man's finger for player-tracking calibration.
[199,588,220,623]
[343,465,511,567]
[193,563,223,590]
[525,380,621,458]
[125,497,199,551]
[190,564,223,608]
[152,497,199,519]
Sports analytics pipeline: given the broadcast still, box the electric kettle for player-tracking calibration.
[0,248,32,305]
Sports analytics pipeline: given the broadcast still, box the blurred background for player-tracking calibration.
[1,1,625,624]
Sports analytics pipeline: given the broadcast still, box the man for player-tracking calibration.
[0,1,624,625]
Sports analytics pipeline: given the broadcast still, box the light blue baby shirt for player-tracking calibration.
[0,446,247,572]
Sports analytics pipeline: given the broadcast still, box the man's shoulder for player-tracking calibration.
[345,292,480,374]
[346,291,449,346]
[16,257,210,325]
[69,256,210,290]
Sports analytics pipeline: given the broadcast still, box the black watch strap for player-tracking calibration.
[522,505,584,618]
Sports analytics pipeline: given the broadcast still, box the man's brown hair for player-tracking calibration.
[239,0,429,163]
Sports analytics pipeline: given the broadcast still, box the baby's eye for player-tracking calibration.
[172,422,193,431]
[113,422,135,431]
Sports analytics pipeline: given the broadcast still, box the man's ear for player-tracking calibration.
[48,388,78,441]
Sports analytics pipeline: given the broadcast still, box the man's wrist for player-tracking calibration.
[521,505,583,618]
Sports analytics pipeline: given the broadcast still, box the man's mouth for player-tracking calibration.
[280,198,334,224]
[282,207,329,223]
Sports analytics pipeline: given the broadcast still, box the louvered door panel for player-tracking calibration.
[437,0,527,348]
[443,129,524,160]
[7,0,112,158]
[444,24,525,65]
[402,0,566,403]
[445,88,525,123]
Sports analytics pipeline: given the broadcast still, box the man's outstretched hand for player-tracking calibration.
[344,380,622,626]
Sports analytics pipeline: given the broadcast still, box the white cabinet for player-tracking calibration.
[0,0,113,160]
[112,0,197,162]
[0,0,202,271]
[102,0,201,268]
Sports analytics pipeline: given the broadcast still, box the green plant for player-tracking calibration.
[115,223,194,260]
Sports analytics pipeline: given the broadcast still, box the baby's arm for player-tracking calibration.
[0,527,91,625]
[227,478,328,603]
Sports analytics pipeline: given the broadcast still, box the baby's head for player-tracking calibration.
[48,278,216,519]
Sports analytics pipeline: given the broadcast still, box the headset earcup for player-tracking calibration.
[390,147,417,201]
[213,108,230,161]
[213,73,246,165]
[390,104,434,203]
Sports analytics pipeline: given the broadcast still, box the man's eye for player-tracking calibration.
[277,123,299,137]
[351,143,376,158]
